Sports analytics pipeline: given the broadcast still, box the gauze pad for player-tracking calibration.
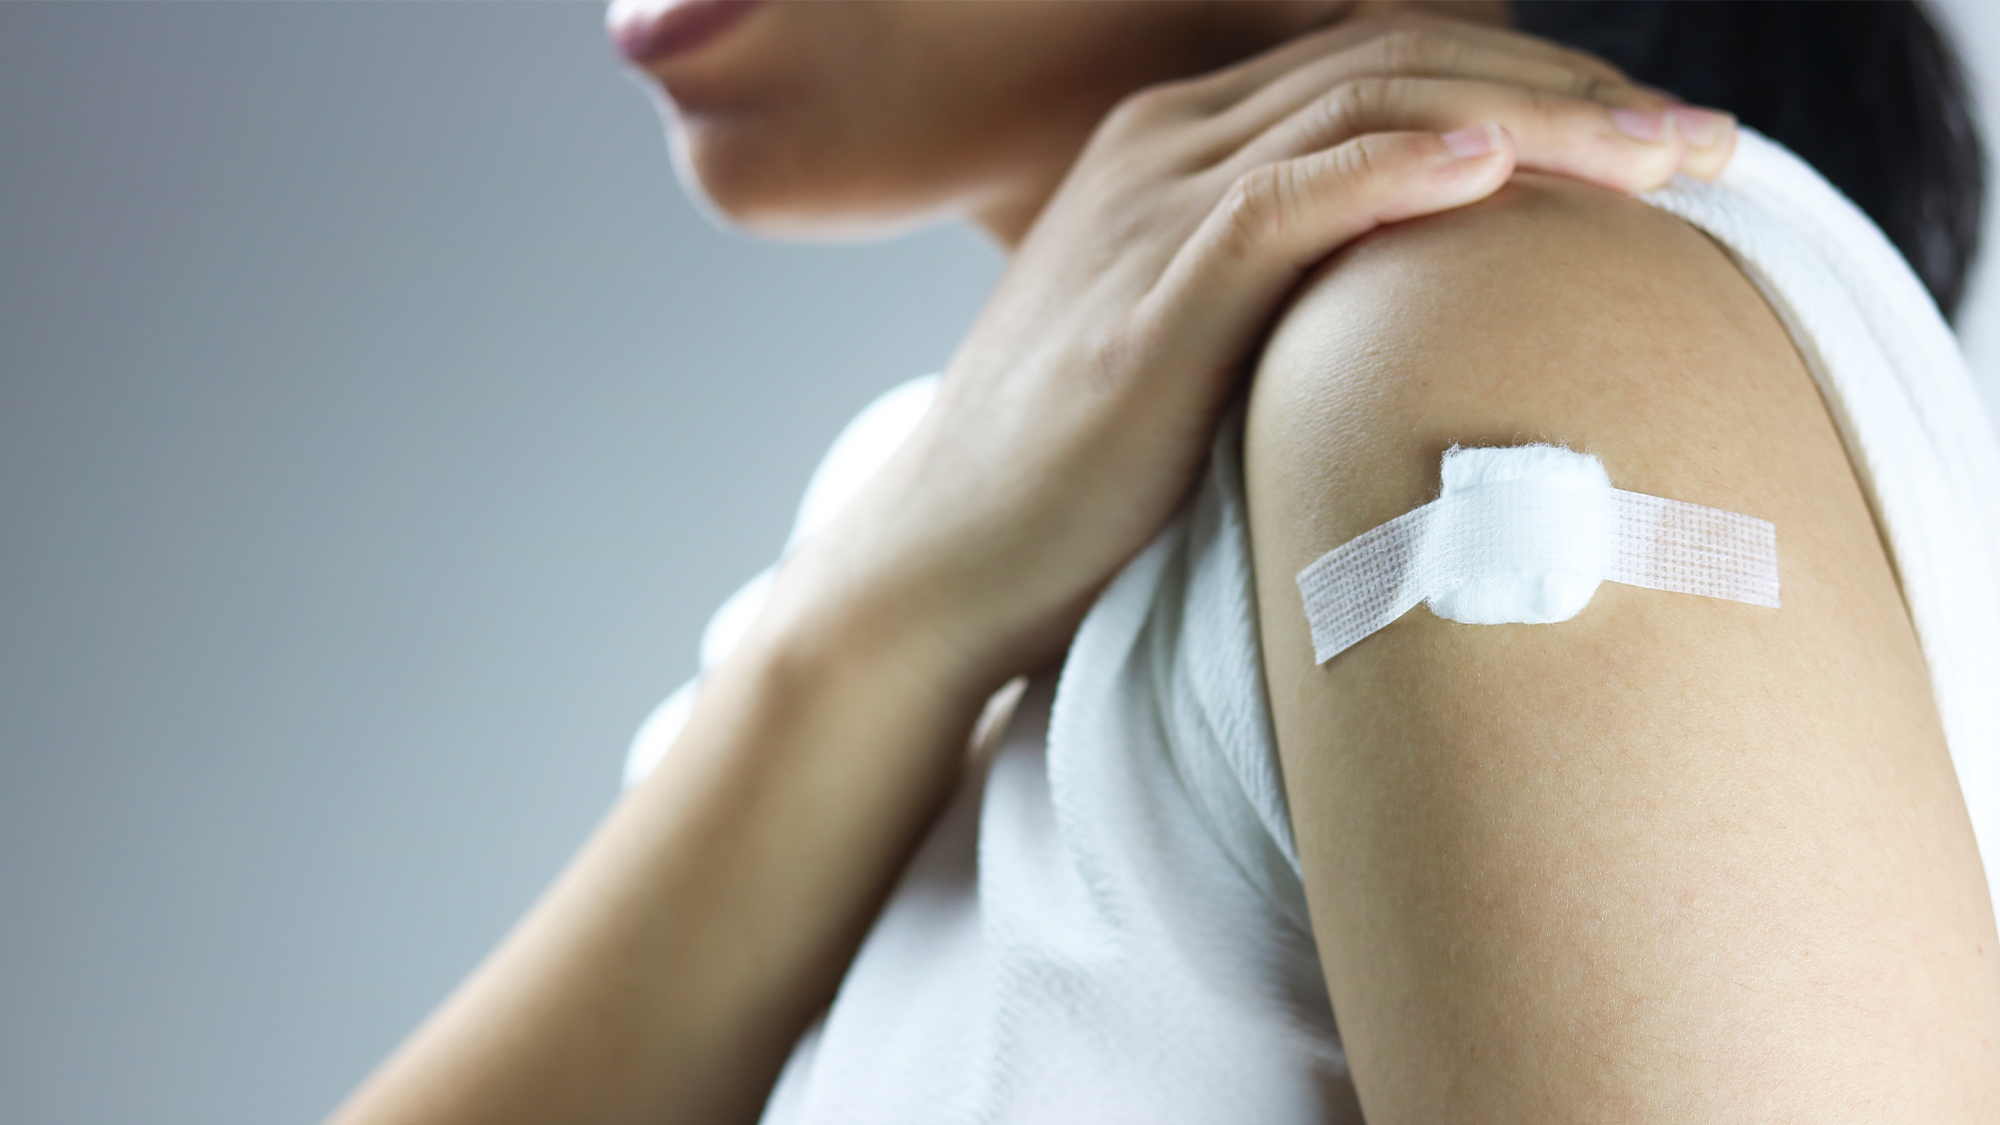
[1296,444,1780,664]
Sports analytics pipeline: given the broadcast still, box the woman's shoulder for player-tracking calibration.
[1238,166,1924,734]
[1234,172,2000,1117]
[1241,169,1867,576]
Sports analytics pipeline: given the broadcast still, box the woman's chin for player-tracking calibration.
[695,191,953,244]
[671,143,954,243]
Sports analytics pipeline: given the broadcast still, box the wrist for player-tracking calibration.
[734,538,1007,731]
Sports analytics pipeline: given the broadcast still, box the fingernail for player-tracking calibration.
[1442,123,1501,159]
[1667,106,1734,149]
[1611,109,1668,142]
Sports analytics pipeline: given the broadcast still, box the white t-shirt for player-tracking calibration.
[628,130,2000,1124]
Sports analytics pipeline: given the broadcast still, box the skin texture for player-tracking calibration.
[324,3,1998,1123]
[637,1,1351,240]
[1245,173,2000,1120]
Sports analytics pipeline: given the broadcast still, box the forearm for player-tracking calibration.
[326,568,991,1125]
[326,22,1746,1122]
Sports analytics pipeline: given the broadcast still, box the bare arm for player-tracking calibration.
[324,573,1004,1125]
[1246,173,2000,1121]
[327,19,1735,1125]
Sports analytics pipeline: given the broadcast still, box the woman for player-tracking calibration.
[329,2,2000,1122]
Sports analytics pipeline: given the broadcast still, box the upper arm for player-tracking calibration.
[1244,174,2000,1121]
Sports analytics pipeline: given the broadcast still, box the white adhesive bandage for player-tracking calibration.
[1296,444,1780,664]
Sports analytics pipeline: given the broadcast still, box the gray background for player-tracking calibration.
[1,4,1995,1123]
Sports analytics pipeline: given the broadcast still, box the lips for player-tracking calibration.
[608,0,763,66]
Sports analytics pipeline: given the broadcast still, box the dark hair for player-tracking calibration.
[1514,0,1986,324]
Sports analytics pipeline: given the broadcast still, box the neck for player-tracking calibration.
[969,0,1510,252]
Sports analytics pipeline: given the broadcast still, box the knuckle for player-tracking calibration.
[1571,70,1636,107]
[1174,64,1240,106]
[1333,135,1387,188]
[1065,141,1140,199]
[1558,46,1630,86]
[1518,85,1569,124]
[1371,28,1424,72]
[1219,167,1281,255]
[1298,88,1348,147]
[1571,72,1615,104]
[1324,78,1384,133]
[1375,27,1454,75]
[1100,85,1168,137]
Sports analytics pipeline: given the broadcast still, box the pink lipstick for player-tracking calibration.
[609,0,763,66]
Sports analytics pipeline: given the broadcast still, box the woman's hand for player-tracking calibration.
[326,19,1746,1125]
[765,14,1736,700]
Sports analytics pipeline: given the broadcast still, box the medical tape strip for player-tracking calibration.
[1296,446,1780,665]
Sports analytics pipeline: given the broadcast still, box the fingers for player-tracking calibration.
[1196,24,1661,158]
[1225,76,1735,192]
[1148,128,1517,360]
[1663,104,1737,179]
[1180,14,1633,115]
[1135,15,1732,187]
